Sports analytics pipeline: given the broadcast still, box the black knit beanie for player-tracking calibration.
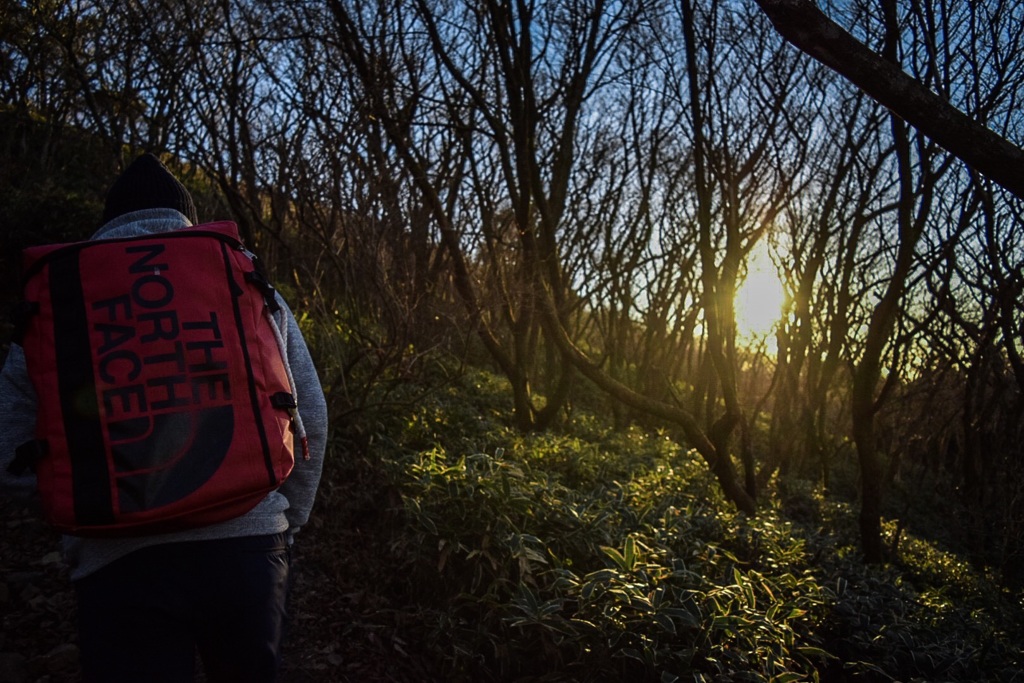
[102,153,198,225]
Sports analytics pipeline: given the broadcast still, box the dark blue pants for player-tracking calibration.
[74,533,291,683]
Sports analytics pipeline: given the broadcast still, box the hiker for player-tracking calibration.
[0,153,328,682]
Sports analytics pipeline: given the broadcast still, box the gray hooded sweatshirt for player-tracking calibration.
[0,208,328,580]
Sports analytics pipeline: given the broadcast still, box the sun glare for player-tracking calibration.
[735,243,786,341]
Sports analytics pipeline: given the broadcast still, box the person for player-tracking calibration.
[0,153,328,682]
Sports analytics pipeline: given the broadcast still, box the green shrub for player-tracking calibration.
[318,365,1024,682]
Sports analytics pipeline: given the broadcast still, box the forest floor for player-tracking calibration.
[0,495,434,683]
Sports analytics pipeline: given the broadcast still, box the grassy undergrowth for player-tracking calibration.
[319,366,1024,682]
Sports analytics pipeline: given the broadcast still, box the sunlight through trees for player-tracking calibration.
[4,0,1024,583]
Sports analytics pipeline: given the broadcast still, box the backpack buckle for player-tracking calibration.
[244,269,281,313]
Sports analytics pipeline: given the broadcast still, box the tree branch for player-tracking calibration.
[753,0,1024,199]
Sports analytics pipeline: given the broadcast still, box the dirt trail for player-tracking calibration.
[0,498,429,682]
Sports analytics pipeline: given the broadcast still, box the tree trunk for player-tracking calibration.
[852,381,885,563]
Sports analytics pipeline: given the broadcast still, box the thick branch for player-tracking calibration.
[754,0,1024,200]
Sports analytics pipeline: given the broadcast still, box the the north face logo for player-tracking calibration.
[82,241,240,519]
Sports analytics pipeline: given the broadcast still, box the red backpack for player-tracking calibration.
[13,222,299,536]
